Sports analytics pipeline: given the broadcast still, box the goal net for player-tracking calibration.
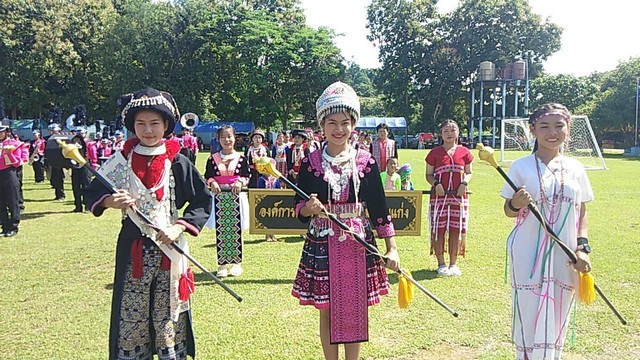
[500,116,607,170]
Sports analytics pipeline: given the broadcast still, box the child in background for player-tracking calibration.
[425,119,473,277]
[205,126,251,278]
[397,163,415,190]
[380,157,401,190]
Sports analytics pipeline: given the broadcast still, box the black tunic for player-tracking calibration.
[83,153,211,360]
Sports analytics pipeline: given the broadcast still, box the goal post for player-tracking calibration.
[499,116,607,170]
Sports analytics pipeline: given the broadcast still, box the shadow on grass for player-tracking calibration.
[194,273,291,285]
[387,268,439,284]
[24,198,61,203]
[105,283,114,290]
[21,210,72,220]
[282,235,305,243]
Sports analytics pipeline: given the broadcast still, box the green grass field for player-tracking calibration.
[1,149,638,359]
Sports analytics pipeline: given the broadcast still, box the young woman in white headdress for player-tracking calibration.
[293,81,400,360]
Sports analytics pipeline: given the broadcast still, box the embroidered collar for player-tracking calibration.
[134,143,167,156]
[220,151,239,161]
[322,147,357,165]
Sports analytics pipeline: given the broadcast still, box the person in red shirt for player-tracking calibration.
[425,120,473,277]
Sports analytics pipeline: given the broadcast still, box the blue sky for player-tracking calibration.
[301,0,640,76]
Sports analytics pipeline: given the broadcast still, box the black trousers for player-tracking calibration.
[50,167,65,200]
[16,166,24,210]
[0,167,21,232]
[32,158,45,182]
[71,167,90,211]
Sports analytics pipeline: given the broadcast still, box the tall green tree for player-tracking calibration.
[367,0,562,132]
[0,0,114,118]
[590,57,640,146]
[529,73,600,112]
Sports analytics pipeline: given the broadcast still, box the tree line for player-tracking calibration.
[1,0,637,145]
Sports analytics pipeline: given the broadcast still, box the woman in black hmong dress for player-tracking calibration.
[204,126,251,278]
[293,81,399,360]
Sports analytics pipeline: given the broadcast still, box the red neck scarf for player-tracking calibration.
[122,138,181,200]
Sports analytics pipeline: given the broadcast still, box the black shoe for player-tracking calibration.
[73,208,83,213]
[4,230,17,237]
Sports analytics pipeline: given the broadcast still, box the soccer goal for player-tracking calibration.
[500,116,607,170]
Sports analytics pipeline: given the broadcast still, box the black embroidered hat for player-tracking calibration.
[118,88,180,137]
[291,129,308,140]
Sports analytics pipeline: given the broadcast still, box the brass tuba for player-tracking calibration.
[180,112,199,130]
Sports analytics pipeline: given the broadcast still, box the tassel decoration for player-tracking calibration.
[578,272,596,305]
[179,268,195,301]
[397,271,414,309]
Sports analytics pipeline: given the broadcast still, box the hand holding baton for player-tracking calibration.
[255,156,459,317]
[476,144,626,325]
[57,139,243,302]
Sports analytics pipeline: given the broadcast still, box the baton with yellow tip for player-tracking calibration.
[255,156,459,316]
[476,144,626,325]
[57,139,243,302]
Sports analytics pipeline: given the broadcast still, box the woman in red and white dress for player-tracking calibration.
[425,120,473,277]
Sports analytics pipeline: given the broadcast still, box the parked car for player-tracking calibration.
[417,132,438,148]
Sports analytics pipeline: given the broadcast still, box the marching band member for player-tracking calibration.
[30,130,46,183]
[95,132,113,166]
[71,129,91,213]
[84,132,99,170]
[0,124,23,237]
[112,130,125,152]
[12,131,29,211]
[245,128,268,189]
[84,88,211,360]
[204,125,250,277]
[180,128,199,165]
[370,123,398,168]
[285,129,309,183]
[48,123,66,201]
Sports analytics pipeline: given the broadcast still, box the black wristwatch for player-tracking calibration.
[578,244,592,254]
[460,181,468,186]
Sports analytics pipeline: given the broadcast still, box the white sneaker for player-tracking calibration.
[216,265,229,278]
[449,264,462,277]
[229,264,243,277]
[436,265,450,276]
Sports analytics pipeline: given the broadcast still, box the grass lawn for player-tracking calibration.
[1,149,638,359]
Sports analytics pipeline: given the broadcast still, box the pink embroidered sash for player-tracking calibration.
[215,175,240,186]
[324,205,369,344]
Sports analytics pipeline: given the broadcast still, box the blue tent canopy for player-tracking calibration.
[175,121,255,150]
[174,121,255,134]
[355,117,406,129]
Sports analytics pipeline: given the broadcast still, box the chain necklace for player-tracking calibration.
[322,148,358,203]
[535,154,565,224]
